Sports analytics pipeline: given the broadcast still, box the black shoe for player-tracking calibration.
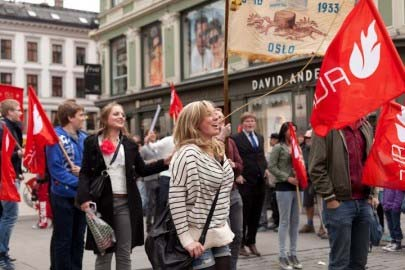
[268,223,278,230]
[288,255,303,269]
[0,253,14,270]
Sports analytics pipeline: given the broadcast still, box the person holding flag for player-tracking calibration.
[269,122,302,270]
[0,99,23,270]
[46,100,87,270]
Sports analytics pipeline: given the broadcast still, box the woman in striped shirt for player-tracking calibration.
[169,100,235,270]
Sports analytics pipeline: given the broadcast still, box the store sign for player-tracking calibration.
[84,64,101,95]
[252,68,320,91]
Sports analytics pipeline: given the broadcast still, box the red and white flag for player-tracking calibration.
[169,83,183,120]
[23,87,59,177]
[0,84,24,120]
[311,0,405,137]
[0,125,20,201]
[289,123,308,190]
[362,101,405,190]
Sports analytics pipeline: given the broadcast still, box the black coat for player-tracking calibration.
[0,118,23,176]
[231,132,267,186]
[76,133,168,253]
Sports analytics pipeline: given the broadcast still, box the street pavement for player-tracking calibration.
[12,198,405,270]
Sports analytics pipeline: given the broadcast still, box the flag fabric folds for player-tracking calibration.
[23,87,59,177]
[169,83,183,120]
[362,101,405,190]
[289,123,308,190]
[310,0,405,137]
[0,125,20,201]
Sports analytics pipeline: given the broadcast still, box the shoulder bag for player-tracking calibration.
[145,187,221,270]
[89,138,122,199]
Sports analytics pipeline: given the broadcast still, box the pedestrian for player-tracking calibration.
[309,118,377,270]
[381,188,404,252]
[232,112,269,257]
[215,109,244,270]
[0,99,23,270]
[76,102,169,270]
[269,122,302,270]
[46,100,87,270]
[169,101,234,269]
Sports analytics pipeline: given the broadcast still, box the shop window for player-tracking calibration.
[76,77,85,98]
[0,73,12,85]
[182,1,225,79]
[294,93,308,135]
[248,92,292,153]
[26,74,38,94]
[1,39,12,60]
[86,112,97,131]
[51,110,59,126]
[378,0,393,27]
[110,36,127,95]
[76,46,86,66]
[111,0,124,7]
[142,23,163,87]
[27,41,38,62]
[52,44,63,64]
[51,76,63,97]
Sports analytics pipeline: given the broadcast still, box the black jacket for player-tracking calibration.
[76,133,168,253]
[232,132,267,186]
[0,118,23,176]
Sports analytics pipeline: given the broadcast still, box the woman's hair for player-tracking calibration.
[278,121,297,143]
[98,102,129,137]
[173,100,224,158]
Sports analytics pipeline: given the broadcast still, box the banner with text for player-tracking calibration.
[228,0,355,62]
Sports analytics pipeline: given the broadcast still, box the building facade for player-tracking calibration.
[93,0,405,151]
[0,0,100,131]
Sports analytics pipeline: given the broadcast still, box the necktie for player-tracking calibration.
[249,132,258,150]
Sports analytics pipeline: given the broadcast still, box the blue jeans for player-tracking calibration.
[276,191,299,258]
[192,245,231,270]
[229,189,243,270]
[323,199,372,270]
[0,200,18,254]
[385,209,403,242]
[50,193,86,270]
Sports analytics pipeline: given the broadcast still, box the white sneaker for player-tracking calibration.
[382,242,395,251]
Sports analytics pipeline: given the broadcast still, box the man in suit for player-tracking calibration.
[232,112,269,257]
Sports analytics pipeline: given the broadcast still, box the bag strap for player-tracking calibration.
[198,186,221,245]
[108,137,122,166]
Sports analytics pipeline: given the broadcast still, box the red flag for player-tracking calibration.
[362,101,405,190]
[0,125,20,201]
[23,87,59,176]
[311,0,405,137]
[289,123,308,190]
[169,83,183,120]
[0,84,24,120]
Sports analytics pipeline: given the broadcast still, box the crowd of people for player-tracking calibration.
[0,97,404,270]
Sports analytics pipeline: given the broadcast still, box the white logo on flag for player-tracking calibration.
[395,106,405,143]
[349,20,381,79]
[33,104,43,135]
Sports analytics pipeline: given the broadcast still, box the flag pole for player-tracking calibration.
[58,140,75,170]
[223,0,230,121]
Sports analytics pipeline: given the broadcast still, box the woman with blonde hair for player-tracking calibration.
[169,100,234,270]
[76,102,169,270]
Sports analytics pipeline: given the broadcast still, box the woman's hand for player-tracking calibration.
[235,175,246,184]
[287,177,298,186]
[185,241,205,258]
[80,201,92,212]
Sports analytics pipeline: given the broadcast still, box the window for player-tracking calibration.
[52,44,63,64]
[51,76,63,97]
[76,47,86,66]
[0,73,12,85]
[86,112,97,131]
[110,36,127,95]
[378,0,393,27]
[142,23,162,87]
[26,74,38,93]
[111,0,124,7]
[182,1,225,79]
[1,39,12,60]
[51,13,60,20]
[79,17,88,24]
[27,41,38,62]
[27,10,36,17]
[76,77,85,98]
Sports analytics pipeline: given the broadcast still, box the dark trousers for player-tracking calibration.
[270,188,279,226]
[156,176,170,218]
[50,193,86,270]
[385,209,403,242]
[238,183,265,246]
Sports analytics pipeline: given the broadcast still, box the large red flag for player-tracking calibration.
[0,84,24,120]
[169,83,183,120]
[0,125,20,201]
[362,101,405,190]
[311,0,405,137]
[289,123,308,190]
[23,87,59,176]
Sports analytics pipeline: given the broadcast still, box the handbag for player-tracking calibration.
[89,138,122,199]
[145,187,221,270]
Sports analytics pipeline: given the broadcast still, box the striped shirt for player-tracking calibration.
[169,144,234,248]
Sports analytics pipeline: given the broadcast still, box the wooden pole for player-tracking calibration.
[58,140,75,169]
